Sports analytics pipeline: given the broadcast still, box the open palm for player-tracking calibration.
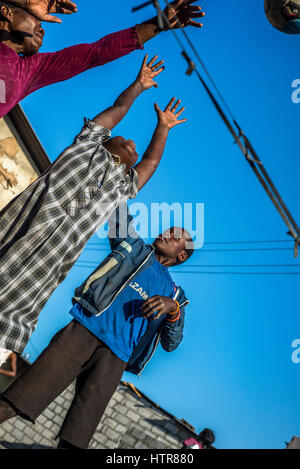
[23,0,77,23]
[155,97,187,129]
[137,55,165,90]
[164,0,205,29]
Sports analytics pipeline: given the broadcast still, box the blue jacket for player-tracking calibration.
[72,203,189,376]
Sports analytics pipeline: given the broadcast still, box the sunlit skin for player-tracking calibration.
[92,56,191,322]
[0,352,17,377]
[103,136,139,174]
[0,5,45,55]
[154,227,190,268]
[7,0,78,24]
[0,2,203,431]
[0,1,205,56]
[93,55,187,190]
[140,227,192,321]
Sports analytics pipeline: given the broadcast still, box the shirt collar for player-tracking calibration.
[0,42,19,60]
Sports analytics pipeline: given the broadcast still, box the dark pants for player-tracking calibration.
[2,321,127,449]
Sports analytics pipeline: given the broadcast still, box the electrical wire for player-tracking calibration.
[86,239,293,247]
[75,264,300,275]
[170,271,300,275]
[161,0,237,122]
[131,0,300,254]
[84,246,294,253]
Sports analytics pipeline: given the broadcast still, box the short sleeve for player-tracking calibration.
[74,118,111,145]
[47,118,111,206]
[125,167,139,200]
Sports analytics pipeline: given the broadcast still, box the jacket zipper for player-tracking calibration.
[137,291,189,377]
[95,246,155,317]
[138,332,161,378]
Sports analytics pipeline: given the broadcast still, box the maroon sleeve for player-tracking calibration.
[22,27,143,96]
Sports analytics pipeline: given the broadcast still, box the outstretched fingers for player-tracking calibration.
[181,0,201,7]
[186,19,204,28]
[171,99,182,113]
[176,117,188,125]
[188,10,205,19]
[153,66,165,78]
[60,0,78,8]
[165,97,176,112]
[41,14,62,23]
[175,106,185,118]
[152,60,164,71]
[147,55,159,68]
[142,54,149,68]
[50,0,78,14]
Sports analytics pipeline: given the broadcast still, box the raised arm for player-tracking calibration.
[8,0,77,23]
[92,54,164,130]
[134,97,187,191]
[136,0,205,44]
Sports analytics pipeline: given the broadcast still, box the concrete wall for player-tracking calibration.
[0,382,196,450]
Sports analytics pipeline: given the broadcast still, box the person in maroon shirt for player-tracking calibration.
[0,0,205,117]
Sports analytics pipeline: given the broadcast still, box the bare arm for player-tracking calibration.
[134,97,187,191]
[92,55,164,130]
[0,353,17,377]
[9,0,77,23]
[136,0,205,44]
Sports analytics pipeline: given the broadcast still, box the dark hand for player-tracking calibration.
[154,97,187,130]
[141,295,178,320]
[164,0,205,30]
[137,55,165,90]
[23,0,77,23]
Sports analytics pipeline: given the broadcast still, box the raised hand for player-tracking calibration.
[21,0,78,23]
[164,0,205,30]
[137,55,165,90]
[154,97,187,130]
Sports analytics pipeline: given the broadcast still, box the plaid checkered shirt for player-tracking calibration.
[0,119,138,353]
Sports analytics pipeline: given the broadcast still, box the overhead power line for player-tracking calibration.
[76,259,300,274]
[75,264,300,275]
[184,247,294,253]
[86,239,293,247]
[84,246,294,253]
[204,240,292,245]
[78,260,300,268]
[178,264,300,268]
[132,0,300,257]
[170,271,300,275]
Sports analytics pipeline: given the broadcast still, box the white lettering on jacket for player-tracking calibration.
[129,281,149,301]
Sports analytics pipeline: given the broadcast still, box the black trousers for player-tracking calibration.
[2,320,127,449]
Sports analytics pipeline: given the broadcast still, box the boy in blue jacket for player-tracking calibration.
[0,203,193,449]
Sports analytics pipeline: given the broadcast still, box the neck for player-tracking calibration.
[0,27,24,54]
[155,252,172,268]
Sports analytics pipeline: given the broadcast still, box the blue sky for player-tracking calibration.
[19,0,300,449]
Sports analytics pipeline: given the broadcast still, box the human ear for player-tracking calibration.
[177,251,188,264]
[0,5,13,22]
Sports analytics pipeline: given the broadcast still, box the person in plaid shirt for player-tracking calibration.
[0,54,187,360]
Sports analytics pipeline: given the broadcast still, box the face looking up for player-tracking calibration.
[0,5,45,55]
[103,136,139,172]
[154,227,191,266]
